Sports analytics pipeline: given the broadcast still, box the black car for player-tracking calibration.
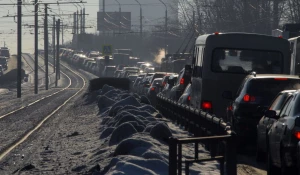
[0,57,8,70]
[256,90,296,162]
[226,74,300,145]
[169,65,192,101]
[267,90,300,175]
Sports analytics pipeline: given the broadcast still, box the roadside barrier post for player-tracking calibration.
[169,137,177,175]
[225,133,237,175]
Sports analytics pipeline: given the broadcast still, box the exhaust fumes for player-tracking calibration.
[153,49,165,64]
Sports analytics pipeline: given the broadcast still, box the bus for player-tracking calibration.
[289,36,300,75]
[190,32,291,119]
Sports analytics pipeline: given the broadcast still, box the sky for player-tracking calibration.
[0,0,178,54]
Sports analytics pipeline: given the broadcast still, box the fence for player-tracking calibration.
[156,95,237,175]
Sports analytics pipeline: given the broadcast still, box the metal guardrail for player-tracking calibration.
[156,95,237,175]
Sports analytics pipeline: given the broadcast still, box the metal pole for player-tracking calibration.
[57,19,60,80]
[76,10,79,34]
[73,12,76,35]
[135,0,142,38]
[17,0,22,98]
[83,8,86,33]
[115,0,121,34]
[44,4,49,90]
[80,9,83,34]
[62,21,64,45]
[56,19,60,86]
[103,0,105,35]
[53,16,56,73]
[34,0,39,94]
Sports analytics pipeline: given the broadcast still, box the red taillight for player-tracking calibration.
[278,35,283,38]
[294,131,300,139]
[243,94,255,102]
[150,87,155,91]
[202,101,212,110]
[227,105,233,111]
[274,78,287,80]
[188,96,191,101]
[214,32,219,35]
[162,82,166,86]
[180,78,184,85]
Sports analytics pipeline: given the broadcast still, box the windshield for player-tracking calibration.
[212,48,283,74]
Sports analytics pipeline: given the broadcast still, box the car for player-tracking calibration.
[160,74,178,98]
[169,66,192,101]
[267,90,300,175]
[178,83,192,105]
[149,72,173,85]
[256,90,296,162]
[0,47,10,58]
[102,66,117,77]
[147,78,163,103]
[0,57,8,70]
[0,65,3,76]
[128,74,138,89]
[226,73,300,146]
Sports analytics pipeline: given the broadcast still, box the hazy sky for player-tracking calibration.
[0,0,177,54]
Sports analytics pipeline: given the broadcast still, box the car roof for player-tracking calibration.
[280,90,297,94]
[247,74,300,79]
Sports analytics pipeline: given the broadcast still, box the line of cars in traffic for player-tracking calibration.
[60,46,300,174]
[131,64,300,174]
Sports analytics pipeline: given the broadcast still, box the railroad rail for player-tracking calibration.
[0,54,86,161]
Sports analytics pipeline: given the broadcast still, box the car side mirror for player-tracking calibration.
[265,110,278,119]
[222,91,233,100]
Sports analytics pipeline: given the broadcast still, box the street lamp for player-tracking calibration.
[135,0,142,39]
[115,0,121,34]
[158,0,167,58]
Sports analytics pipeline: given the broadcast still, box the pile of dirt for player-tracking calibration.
[0,69,26,85]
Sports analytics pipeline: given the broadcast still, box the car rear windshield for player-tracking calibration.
[154,74,166,79]
[0,50,9,57]
[152,79,162,85]
[106,67,116,71]
[246,79,300,105]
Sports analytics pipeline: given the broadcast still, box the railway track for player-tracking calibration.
[0,54,86,161]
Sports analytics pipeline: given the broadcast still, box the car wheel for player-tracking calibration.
[267,147,280,175]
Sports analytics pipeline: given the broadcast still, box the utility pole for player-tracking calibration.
[53,16,56,73]
[80,9,83,34]
[135,0,142,39]
[17,0,22,98]
[62,20,64,45]
[56,19,60,86]
[76,10,79,34]
[34,0,39,94]
[44,4,49,90]
[115,0,121,34]
[73,12,76,35]
[83,8,85,33]
[103,0,106,35]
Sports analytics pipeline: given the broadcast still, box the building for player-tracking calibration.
[98,0,178,32]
